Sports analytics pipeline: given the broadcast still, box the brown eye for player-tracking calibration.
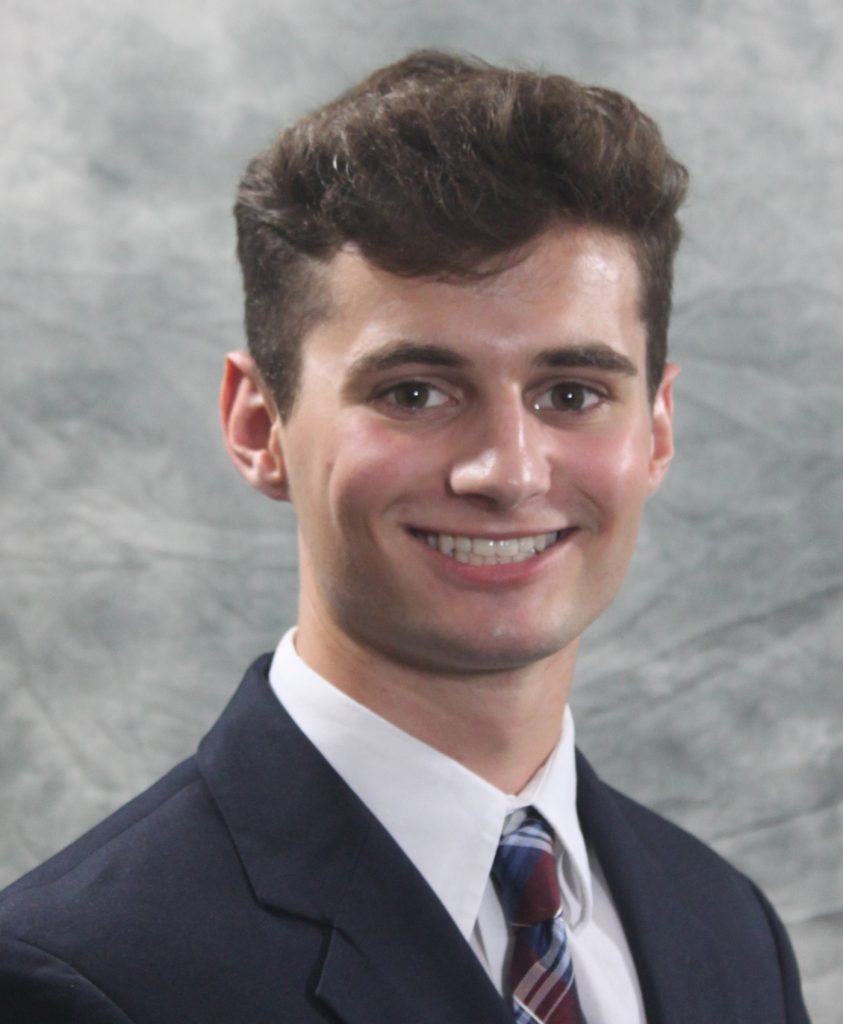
[533,382,601,413]
[385,382,448,409]
[551,384,587,410]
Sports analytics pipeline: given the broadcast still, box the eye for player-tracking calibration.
[382,381,450,410]
[532,382,602,413]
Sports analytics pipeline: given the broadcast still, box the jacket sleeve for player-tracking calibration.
[0,935,135,1024]
[750,882,813,1023]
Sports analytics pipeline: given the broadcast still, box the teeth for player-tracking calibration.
[419,530,562,564]
[472,538,496,556]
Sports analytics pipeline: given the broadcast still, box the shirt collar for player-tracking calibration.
[506,721,593,929]
[268,628,593,938]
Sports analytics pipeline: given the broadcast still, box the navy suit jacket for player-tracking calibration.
[0,656,811,1022]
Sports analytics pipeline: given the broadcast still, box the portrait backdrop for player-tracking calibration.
[1,1,841,1019]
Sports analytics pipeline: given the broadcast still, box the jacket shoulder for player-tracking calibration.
[577,749,758,894]
[0,935,135,1023]
[0,755,227,964]
[595,771,764,902]
[576,752,812,1022]
[0,756,202,904]
[0,757,218,1021]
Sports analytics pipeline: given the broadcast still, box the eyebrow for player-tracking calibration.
[343,338,638,383]
[534,344,638,377]
[345,341,469,380]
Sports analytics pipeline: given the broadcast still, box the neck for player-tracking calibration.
[294,610,578,794]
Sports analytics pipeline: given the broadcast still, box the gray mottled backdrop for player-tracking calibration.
[2,0,841,1017]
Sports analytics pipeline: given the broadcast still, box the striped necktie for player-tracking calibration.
[492,809,588,1024]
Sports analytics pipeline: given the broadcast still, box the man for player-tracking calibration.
[0,51,810,1023]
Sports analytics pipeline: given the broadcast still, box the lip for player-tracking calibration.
[406,526,578,586]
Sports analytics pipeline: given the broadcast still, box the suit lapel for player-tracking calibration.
[199,660,739,1024]
[197,657,509,1024]
[576,752,736,1024]
[316,821,511,1024]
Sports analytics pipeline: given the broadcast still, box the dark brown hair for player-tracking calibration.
[234,50,689,417]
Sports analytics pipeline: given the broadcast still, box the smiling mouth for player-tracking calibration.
[409,529,570,565]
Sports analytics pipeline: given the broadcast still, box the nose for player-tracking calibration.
[448,393,552,509]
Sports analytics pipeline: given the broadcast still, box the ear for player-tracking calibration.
[647,361,679,495]
[220,351,290,501]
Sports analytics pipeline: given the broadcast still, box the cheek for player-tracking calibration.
[564,425,653,508]
[326,421,436,523]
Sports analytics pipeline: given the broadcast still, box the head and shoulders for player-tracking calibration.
[4,45,741,926]
[1,59,809,1023]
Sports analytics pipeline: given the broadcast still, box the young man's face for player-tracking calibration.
[258,226,675,677]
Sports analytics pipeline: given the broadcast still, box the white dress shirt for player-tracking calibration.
[269,628,646,1024]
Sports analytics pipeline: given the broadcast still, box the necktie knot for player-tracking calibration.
[492,809,562,928]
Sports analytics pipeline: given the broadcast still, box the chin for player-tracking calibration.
[384,623,576,677]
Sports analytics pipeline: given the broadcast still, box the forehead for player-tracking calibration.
[306,226,644,366]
